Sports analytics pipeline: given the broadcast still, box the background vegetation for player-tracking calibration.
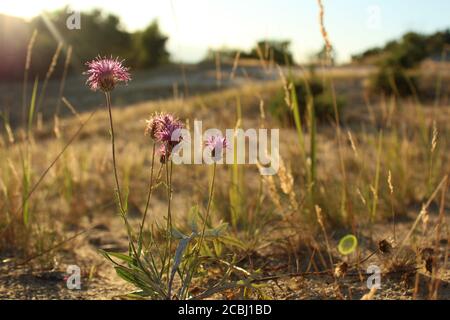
[0,7,169,81]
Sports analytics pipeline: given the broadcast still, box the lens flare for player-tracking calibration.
[338,234,358,255]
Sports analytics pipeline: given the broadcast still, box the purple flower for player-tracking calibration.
[84,56,131,92]
[145,113,184,146]
[205,135,229,159]
[157,122,183,145]
[144,115,161,140]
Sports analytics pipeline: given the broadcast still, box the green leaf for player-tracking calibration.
[99,249,134,265]
[188,205,200,233]
[204,223,228,238]
[219,235,247,250]
[27,77,39,135]
[169,238,191,289]
[290,82,305,157]
[114,265,164,298]
[213,239,223,257]
[172,227,189,240]
[22,156,31,226]
[114,266,137,284]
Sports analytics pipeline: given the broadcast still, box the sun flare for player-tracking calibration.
[0,1,56,19]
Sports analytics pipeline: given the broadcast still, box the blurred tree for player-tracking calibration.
[381,32,428,69]
[204,47,240,61]
[313,45,337,66]
[30,7,132,73]
[250,40,294,65]
[0,8,171,81]
[352,29,450,66]
[130,21,169,68]
[202,40,295,66]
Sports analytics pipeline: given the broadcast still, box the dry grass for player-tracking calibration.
[0,69,448,299]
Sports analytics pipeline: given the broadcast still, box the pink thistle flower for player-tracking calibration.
[144,114,162,140]
[145,113,184,146]
[157,122,184,146]
[84,56,131,92]
[205,135,229,160]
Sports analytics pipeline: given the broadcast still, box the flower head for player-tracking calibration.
[205,135,229,160]
[145,113,184,147]
[84,56,131,92]
[144,115,161,140]
[157,122,184,146]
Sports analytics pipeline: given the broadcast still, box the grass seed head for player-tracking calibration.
[334,262,348,278]
[378,239,393,255]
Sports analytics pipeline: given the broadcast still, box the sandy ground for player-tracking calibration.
[1,210,448,300]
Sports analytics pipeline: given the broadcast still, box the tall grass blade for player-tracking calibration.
[27,77,39,136]
[371,131,383,223]
[229,97,244,228]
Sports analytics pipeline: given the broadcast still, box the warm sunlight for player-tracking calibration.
[1,1,449,63]
[0,1,54,19]
[0,0,449,307]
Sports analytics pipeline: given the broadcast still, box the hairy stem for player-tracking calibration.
[105,92,125,213]
[198,162,217,250]
[165,158,174,298]
[105,92,145,271]
[138,143,156,256]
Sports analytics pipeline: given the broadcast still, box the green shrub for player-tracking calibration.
[369,67,420,97]
[269,78,345,126]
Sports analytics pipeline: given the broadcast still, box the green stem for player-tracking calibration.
[138,143,156,256]
[184,162,217,298]
[165,158,174,298]
[105,92,145,273]
[105,92,125,213]
[198,162,217,250]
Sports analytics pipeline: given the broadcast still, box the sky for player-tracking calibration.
[1,0,449,63]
